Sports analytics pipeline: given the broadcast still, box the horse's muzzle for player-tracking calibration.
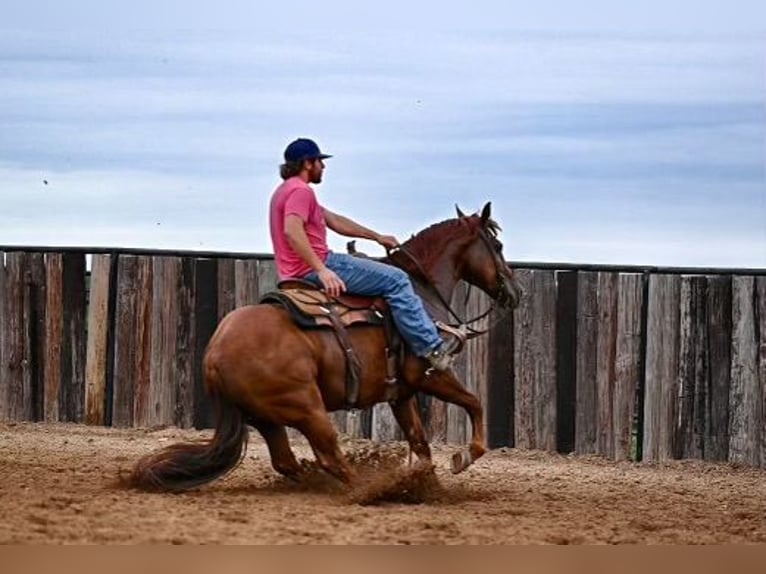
[496,273,522,310]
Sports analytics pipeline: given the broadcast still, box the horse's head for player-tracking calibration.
[455,202,522,310]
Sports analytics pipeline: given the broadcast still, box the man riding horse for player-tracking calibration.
[269,137,461,371]
[129,140,521,492]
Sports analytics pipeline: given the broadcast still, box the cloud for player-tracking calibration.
[0,24,764,267]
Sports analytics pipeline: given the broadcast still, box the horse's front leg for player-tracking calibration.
[410,368,486,474]
[389,394,432,467]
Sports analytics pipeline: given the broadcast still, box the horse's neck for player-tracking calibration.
[395,245,462,323]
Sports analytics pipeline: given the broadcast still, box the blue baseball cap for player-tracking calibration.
[283,138,332,163]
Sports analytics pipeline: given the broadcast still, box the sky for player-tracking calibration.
[1,1,765,268]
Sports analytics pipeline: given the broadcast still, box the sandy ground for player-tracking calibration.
[1,421,765,544]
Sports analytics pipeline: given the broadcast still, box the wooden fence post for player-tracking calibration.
[643,274,681,462]
[728,276,761,466]
[193,258,219,429]
[234,259,259,307]
[44,253,63,422]
[174,257,196,428]
[757,277,766,469]
[487,298,515,449]
[0,252,5,419]
[1,253,31,421]
[514,269,557,451]
[705,275,732,461]
[465,289,491,443]
[112,256,153,427]
[142,256,180,427]
[85,254,112,425]
[217,259,236,321]
[61,253,87,422]
[26,253,46,422]
[596,272,619,457]
[613,274,644,461]
[575,271,598,454]
[555,271,577,453]
[257,259,278,296]
[677,275,708,459]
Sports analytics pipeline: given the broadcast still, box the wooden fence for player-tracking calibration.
[1,248,765,467]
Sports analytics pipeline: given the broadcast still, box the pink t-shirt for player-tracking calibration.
[269,177,329,279]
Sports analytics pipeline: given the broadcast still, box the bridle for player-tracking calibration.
[388,224,515,338]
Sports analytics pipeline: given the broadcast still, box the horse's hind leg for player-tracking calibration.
[250,419,302,480]
[389,395,432,466]
[295,410,357,485]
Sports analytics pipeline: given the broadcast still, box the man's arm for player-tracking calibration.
[284,214,346,295]
[324,209,399,249]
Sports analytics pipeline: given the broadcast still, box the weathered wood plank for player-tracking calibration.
[487,295,515,449]
[728,276,761,466]
[194,258,218,429]
[555,271,577,453]
[596,272,619,457]
[27,253,46,421]
[0,253,5,419]
[60,253,87,422]
[331,410,348,434]
[677,275,708,460]
[705,275,732,461]
[643,274,681,462]
[613,274,644,461]
[757,277,766,469]
[514,269,557,451]
[2,253,29,420]
[217,259,236,321]
[235,259,259,308]
[345,409,366,439]
[426,394,447,443]
[44,254,63,421]
[112,256,136,427]
[112,256,153,427]
[575,271,598,454]
[371,403,401,442]
[174,257,196,428]
[256,259,278,298]
[85,254,112,425]
[143,256,179,427]
[513,270,535,450]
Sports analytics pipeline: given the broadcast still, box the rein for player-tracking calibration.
[388,242,509,338]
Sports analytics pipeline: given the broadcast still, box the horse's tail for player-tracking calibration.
[128,387,248,492]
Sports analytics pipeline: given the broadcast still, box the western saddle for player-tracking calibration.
[259,280,400,408]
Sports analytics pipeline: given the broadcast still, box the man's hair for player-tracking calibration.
[280,160,304,180]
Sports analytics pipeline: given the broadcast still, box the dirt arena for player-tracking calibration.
[1,421,764,544]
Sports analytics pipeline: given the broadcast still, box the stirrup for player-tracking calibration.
[434,321,467,355]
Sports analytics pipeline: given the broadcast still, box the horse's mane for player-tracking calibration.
[397,214,501,273]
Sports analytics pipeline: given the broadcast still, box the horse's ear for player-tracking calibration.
[480,202,492,224]
[455,204,467,218]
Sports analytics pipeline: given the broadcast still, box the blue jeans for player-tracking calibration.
[302,252,442,356]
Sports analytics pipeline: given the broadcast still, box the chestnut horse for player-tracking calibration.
[130,202,521,491]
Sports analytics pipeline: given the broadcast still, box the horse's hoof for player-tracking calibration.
[451,450,472,474]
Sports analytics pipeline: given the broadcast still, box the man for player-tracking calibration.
[268,137,459,371]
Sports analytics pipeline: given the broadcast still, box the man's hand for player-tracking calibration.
[375,234,400,250]
[317,267,346,297]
